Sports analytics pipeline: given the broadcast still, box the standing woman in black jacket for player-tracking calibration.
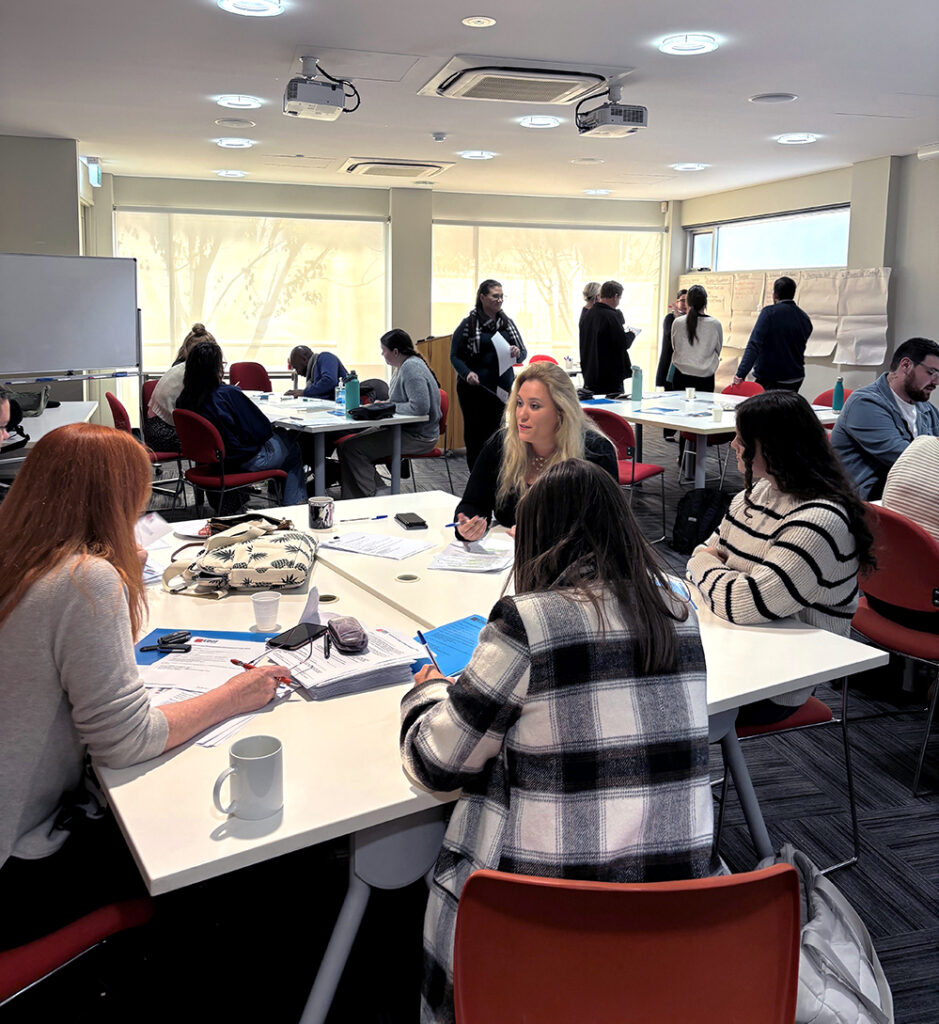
[450,279,527,470]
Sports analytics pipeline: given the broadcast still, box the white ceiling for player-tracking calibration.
[1,0,937,202]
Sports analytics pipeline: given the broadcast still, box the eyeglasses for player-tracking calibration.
[916,362,939,381]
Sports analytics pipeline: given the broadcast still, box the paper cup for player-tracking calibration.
[250,591,280,631]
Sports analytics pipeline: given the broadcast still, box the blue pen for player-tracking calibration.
[416,630,442,673]
[339,514,388,523]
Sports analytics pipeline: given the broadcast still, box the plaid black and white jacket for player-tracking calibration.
[400,587,715,1024]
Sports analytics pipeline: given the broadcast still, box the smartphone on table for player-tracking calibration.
[267,622,328,650]
[394,512,428,530]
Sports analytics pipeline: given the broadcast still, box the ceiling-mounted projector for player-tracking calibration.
[577,102,648,137]
[283,56,360,121]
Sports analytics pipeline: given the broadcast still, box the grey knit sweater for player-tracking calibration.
[0,557,167,866]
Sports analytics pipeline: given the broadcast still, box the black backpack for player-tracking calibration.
[671,487,732,555]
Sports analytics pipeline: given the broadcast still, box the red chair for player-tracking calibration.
[528,354,558,364]
[229,361,272,392]
[453,865,800,1024]
[404,389,453,494]
[142,378,158,411]
[173,409,286,512]
[716,693,859,873]
[584,407,666,542]
[105,391,183,504]
[0,898,154,1006]
[852,505,939,794]
[680,381,764,486]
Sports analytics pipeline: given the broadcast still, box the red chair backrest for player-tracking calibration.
[583,407,635,461]
[722,381,764,398]
[142,379,158,411]
[814,387,854,407]
[229,361,272,392]
[173,409,225,465]
[105,391,133,433]
[529,354,558,365]
[454,865,800,1024]
[862,503,939,614]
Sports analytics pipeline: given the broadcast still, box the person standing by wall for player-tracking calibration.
[579,280,635,395]
[733,276,812,391]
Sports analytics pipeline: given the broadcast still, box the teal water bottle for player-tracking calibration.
[344,370,360,412]
[832,376,845,412]
[630,364,643,403]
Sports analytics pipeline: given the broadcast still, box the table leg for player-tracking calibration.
[694,433,707,489]
[720,729,774,861]
[390,425,402,494]
[312,433,326,496]
[634,423,643,462]
[299,807,446,1024]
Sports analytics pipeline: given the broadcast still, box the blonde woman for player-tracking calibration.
[454,360,617,540]
[580,281,601,329]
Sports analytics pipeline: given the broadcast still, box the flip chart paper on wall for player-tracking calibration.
[731,273,765,315]
[840,268,891,316]
[798,271,842,316]
[728,314,757,351]
[834,316,888,365]
[697,274,734,321]
[762,271,801,308]
[805,315,839,358]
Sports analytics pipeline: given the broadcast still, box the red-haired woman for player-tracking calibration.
[0,424,282,950]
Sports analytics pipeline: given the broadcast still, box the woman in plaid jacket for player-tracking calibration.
[401,460,716,1024]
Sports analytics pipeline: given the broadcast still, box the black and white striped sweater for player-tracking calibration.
[686,478,860,706]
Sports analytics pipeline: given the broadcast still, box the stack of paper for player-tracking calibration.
[319,532,434,559]
[268,627,423,699]
[429,535,514,573]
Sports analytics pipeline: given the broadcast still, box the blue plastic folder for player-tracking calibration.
[580,397,615,405]
[135,627,277,666]
[413,614,488,677]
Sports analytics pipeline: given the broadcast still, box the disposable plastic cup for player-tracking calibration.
[251,591,280,631]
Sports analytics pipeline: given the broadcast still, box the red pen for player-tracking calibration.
[230,658,294,686]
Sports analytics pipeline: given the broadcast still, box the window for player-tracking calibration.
[687,207,849,273]
[114,211,387,377]
[432,224,663,379]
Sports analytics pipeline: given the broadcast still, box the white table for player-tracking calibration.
[97,494,887,1022]
[583,392,838,488]
[247,392,428,496]
[0,400,98,474]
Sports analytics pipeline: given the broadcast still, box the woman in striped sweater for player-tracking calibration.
[687,389,875,726]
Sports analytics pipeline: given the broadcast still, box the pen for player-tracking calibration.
[339,515,388,523]
[443,522,458,529]
[416,630,442,674]
[140,644,191,653]
[323,632,331,660]
[230,658,295,685]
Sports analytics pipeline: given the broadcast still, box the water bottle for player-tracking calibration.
[832,376,845,412]
[344,370,360,412]
[630,364,643,404]
[336,377,346,411]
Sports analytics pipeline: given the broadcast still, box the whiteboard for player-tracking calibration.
[0,253,139,375]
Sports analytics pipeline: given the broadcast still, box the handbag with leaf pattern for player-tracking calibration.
[162,518,316,597]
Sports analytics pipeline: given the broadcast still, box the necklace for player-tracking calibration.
[528,450,550,473]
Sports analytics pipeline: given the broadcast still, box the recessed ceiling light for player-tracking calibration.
[215,169,247,178]
[583,188,612,196]
[571,157,605,166]
[749,92,797,104]
[775,132,819,145]
[216,137,256,149]
[658,33,719,56]
[670,162,710,171]
[458,150,496,160]
[216,94,264,110]
[216,0,284,16]
[519,115,562,129]
[215,118,257,129]
[461,16,496,28]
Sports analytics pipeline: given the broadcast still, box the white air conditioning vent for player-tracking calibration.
[340,158,453,179]
[420,55,631,105]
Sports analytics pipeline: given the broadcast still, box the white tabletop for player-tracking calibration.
[99,494,886,894]
[583,392,838,435]
[1,399,98,448]
[247,392,428,435]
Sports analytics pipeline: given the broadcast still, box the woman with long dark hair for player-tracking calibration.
[402,459,715,1023]
[176,340,306,506]
[669,284,723,394]
[144,322,216,452]
[450,279,527,470]
[338,329,441,498]
[687,389,875,725]
[0,424,282,949]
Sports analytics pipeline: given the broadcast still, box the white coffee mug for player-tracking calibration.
[213,735,283,820]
